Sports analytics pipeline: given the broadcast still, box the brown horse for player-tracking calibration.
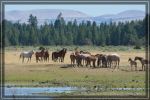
[107,54,120,69]
[74,51,91,67]
[52,48,67,62]
[128,58,137,71]
[85,55,97,68]
[35,49,45,63]
[70,53,76,67]
[134,56,149,71]
[96,54,107,68]
[43,50,49,62]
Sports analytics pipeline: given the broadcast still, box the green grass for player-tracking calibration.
[5,64,145,88]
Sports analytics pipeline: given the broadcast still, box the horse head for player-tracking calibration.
[128,58,132,62]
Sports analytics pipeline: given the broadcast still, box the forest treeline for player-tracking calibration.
[3,13,146,46]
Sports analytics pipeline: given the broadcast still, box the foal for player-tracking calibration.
[128,58,137,71]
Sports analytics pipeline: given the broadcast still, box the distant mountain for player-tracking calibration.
[5,9,91,24]
[94,10,145,24]
[5,9,145,25]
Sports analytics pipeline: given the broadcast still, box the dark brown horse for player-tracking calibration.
[35,49,45,63]
[134,56,149,71]
[43,50,49,62]
[52,48,67,62]
[96,54,107,68]
[75,54,83,67]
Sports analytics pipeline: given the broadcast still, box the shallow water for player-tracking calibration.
[4,87,144,96]
[5,87,78,96]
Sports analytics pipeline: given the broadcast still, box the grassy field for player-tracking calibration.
[4,46,146,96]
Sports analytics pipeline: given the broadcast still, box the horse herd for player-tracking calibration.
[19,47,149,71]
[70,51,120,69]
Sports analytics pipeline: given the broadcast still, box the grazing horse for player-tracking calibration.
[52,48,67,62]
[134,56,149,71]
[35,49,45,63]
[96,54,107,68]
[20,50,34,63]
[128,58,137,71]
[107,54,120,69]
[70,53,76,67]
[43,50,49,62]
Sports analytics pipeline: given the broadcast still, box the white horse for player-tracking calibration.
[20,50,34,63]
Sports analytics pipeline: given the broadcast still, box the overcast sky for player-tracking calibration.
[5,4,145,16]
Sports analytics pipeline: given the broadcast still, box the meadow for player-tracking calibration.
[4,46,146,96]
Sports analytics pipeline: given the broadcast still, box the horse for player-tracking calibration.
[85,55,97,68]
[43,50,49,62]
[107,54,120,69]
[75,54,83,67]
[96,54,107,68]
[101,55,108,68]
[20,50,34,63]
[134,56,149,71]
[52,48,67,62]
[80,53,91,66]
[70,53,76,67]
[128,58,137,71]
[35,49,45,63]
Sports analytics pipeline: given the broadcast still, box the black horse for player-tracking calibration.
[52,48,67,62]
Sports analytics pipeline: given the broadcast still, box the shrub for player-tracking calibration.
[134,45,141,49]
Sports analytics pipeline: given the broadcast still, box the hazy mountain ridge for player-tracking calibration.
[5,9,145,25]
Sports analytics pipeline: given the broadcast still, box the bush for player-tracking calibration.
[134,45,141,49]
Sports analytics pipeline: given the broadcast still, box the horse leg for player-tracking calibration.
[142,64,143,71]
[135,65,137,71]
[47,57,49,62]
[27,58,29,63]
[61,57,63,62]
[86,60,89,67]
[36,57,38,63]
[93,61,96,68]
[29,57,31,62]
[118,61,119,69]
[144,64,146,71]
[71,60,72,67]
[97,59,99,67]
[131,65,132,71]
[116,61,118,69]
[22,57,24,63]
[77,60,79,67]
